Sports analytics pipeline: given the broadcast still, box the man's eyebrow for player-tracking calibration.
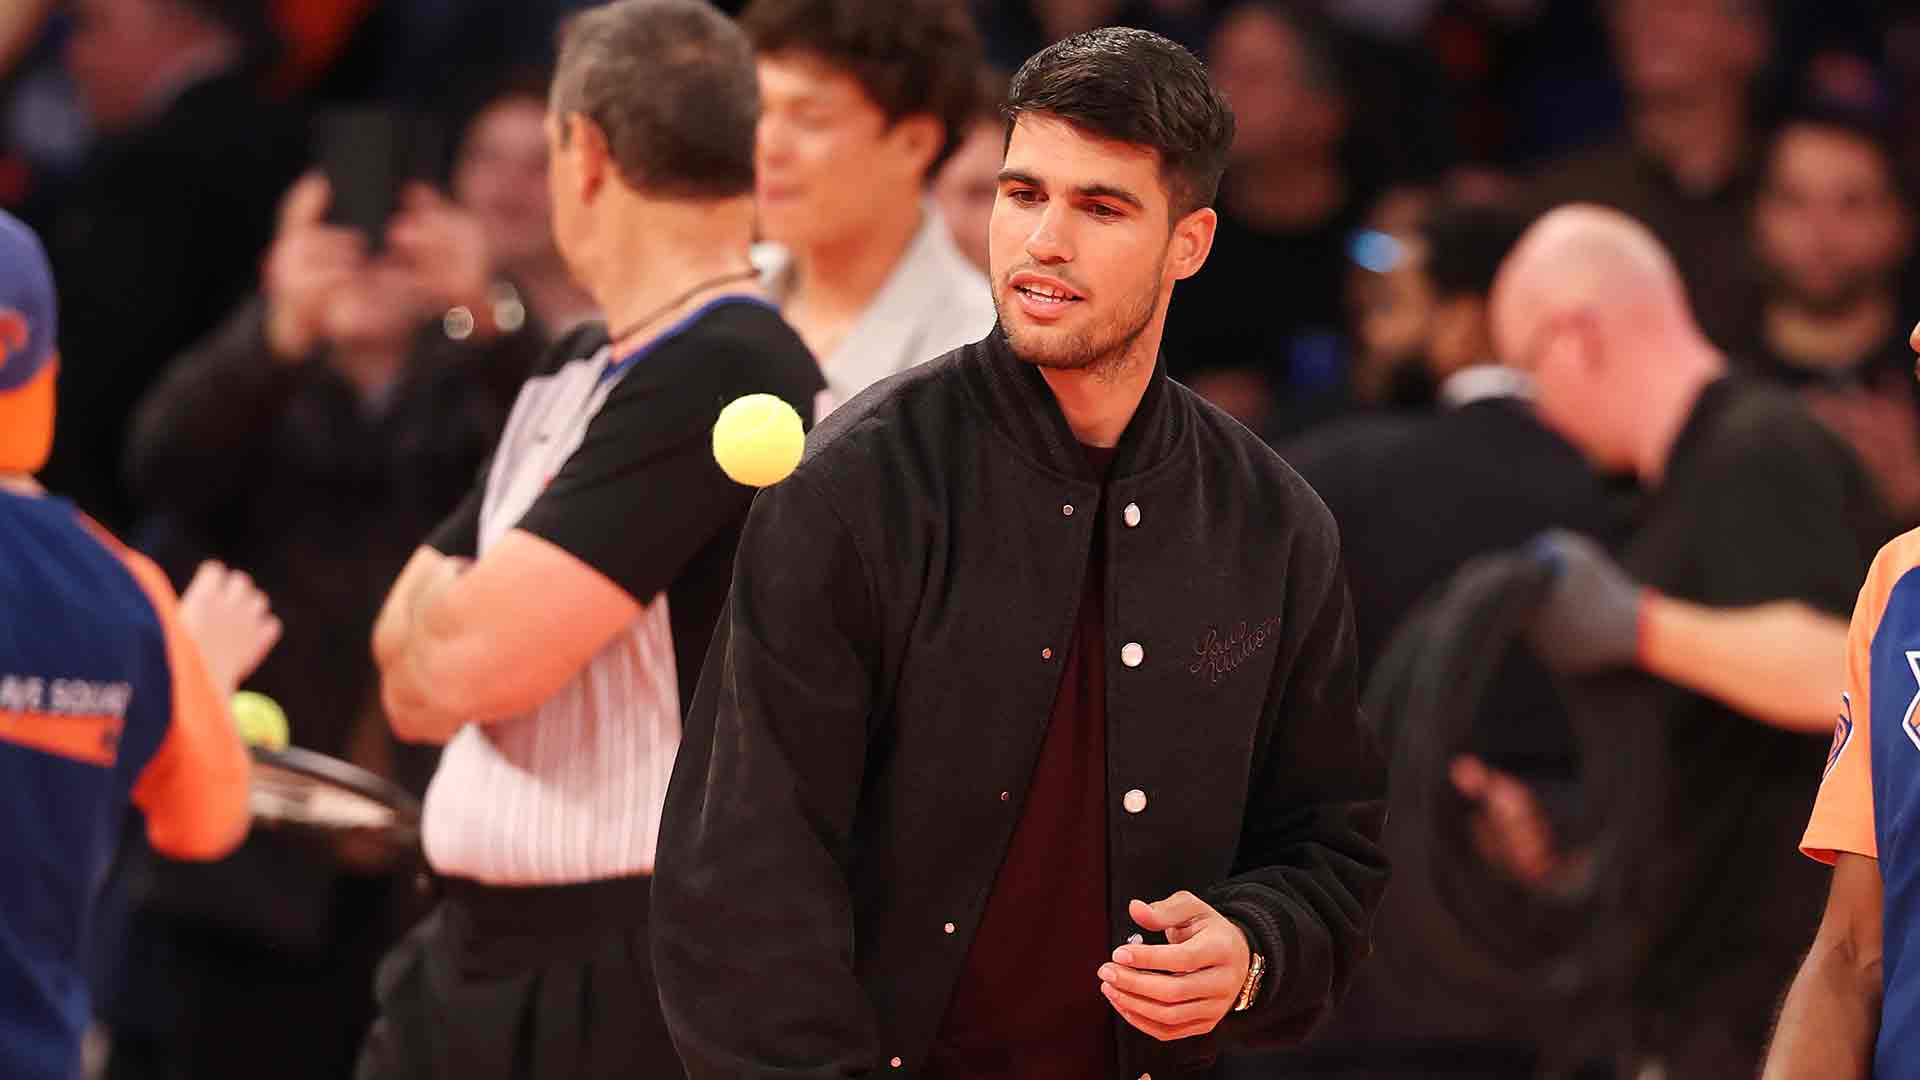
[1077,184,1144,210]
[995,170,1146,211]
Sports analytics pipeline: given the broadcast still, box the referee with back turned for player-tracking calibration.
[356,3,822,1077]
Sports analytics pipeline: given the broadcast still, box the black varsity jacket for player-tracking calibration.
[652,328,1389,1078]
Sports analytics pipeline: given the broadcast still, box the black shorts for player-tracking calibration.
[356,874,677,1080]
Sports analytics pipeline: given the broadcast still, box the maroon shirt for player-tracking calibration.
[923,445,1117,1079]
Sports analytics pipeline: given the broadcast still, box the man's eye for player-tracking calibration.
[1007,189,1040,205]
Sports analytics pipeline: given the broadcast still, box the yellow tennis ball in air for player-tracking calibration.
[713,393,804,488]
[231,690,289,751]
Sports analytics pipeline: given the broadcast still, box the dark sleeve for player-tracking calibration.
[1205,509,1390,1047]
[651,469,884,1078]
[122,296,309,521]
[511,335,815,603]
[1691,424,1877,614]
[424,475,486,558]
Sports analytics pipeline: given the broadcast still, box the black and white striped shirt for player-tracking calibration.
[420,299,822,884]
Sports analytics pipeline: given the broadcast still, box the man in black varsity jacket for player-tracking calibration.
[653,27,1388,1080]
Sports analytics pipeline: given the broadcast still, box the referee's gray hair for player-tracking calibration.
[550,0,759,199]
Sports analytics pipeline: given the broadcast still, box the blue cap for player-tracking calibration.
[0,210,57,473]
[0,210,54,393]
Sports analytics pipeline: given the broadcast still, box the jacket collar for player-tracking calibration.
[960,324,1185,484]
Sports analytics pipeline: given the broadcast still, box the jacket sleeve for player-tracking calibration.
[652,468,885,1078]
[123,296,305,520]
[1205,512,1390,1046]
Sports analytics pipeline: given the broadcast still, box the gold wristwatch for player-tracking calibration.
[1233,945,1266,1012]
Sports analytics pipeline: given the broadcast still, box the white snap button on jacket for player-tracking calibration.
[1121,642,1144,668]
[943,922,955,934]
[1123,503,1141,528]
[1123,788,1147,814]
[1062,504,1074,517]
[891,1058,902,1069]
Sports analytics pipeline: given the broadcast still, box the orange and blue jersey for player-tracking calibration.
[1805,528,1920,1075]
[0,489,249,1080]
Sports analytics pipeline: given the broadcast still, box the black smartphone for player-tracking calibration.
[312,107,448,249]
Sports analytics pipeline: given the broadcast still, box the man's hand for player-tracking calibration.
[1098,891,1252,1041]
[1450,754,1590,894]
[177,561,282,697]
[381,553,470,745]
[386,183,495,320]
[1526,529,1646,674]
[263,173,368,361]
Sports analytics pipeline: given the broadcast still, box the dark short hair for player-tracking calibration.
[740,0,985,177]
[551,0,758,199]
[1420,203,1533,300]
[1768,106,1912,207]
[1003,27,1235,218]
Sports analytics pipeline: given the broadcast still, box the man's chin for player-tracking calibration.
[1001,324,1093,371]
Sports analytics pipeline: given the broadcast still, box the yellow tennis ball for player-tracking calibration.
[231,690,289,751]
[713,393,804,488]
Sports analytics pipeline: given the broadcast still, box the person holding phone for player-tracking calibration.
[103,83,558,1080]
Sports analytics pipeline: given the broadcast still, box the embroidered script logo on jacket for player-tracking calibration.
[1189,618,1281,685]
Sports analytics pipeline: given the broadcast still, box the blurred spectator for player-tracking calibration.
[1489,205,1884,1076]
[1255,201,1621,1077]
[1528,0,1772,351]
[1162,2,1365,437]
[932,68,1009,277]
[972,0,1216,74]
[744,0,996,415]
[1747,109,1920,526]
[1341,184,1437,406]
[101,95,554,1079]
[1288,202,1614,678]
[447,75,596,333]
[29,0,304,529]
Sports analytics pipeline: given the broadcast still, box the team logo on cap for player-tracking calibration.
[0,308,27,372]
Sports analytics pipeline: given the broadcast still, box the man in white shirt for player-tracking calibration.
[744,0,997,416]
[356,4,822,1077]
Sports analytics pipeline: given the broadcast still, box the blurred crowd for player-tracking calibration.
[7,0,1920,1076]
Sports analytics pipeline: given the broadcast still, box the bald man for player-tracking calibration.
[1482,205,1887,1075]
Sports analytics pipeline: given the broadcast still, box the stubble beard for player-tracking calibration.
[995,269,1164,383]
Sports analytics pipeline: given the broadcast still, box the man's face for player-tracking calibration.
[1208,6,1343,165]
[989,114,1179,374]
[1353,235,1437,373]
[66,0,174,133]
[756,52,931,251]
[1496,304,1636,471]
[455,97,555,270]
[932,119,1003,274]
[1756,126,1910,315]
[321,256,427,349]
[1610,0,1762,104]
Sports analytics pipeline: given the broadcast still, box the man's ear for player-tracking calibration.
[1168,205,1218,282]
[889,113,946,184]
[568,113,613,202]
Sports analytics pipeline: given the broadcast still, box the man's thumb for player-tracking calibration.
[1130,892,1206,932]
